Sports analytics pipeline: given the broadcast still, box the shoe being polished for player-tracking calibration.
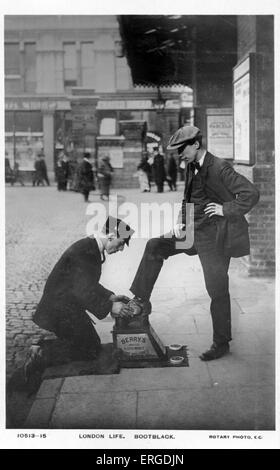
[199,342,229,361]
[128,297,152,317]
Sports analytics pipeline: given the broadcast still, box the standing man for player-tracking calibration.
[38,150,50,186]
[129,125,259,361]
[33,155,44,186]
[56,150,69,191]
[166,153,178,191]
[78,152,95,202]
[152,145,166,193]
[32,217,134,361]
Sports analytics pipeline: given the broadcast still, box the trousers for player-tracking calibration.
[53,308,101,359]
[130,223,232,345]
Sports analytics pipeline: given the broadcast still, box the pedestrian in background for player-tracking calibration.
[11,160,25,187]
[38,150,50,186]
[33,155,44,186]
[5,152,13,184]
[166,153,178,191]
[55,150,69,191]
[137,154,151,192]
[152,145,166,193]
[78,152,95,202]
[98,154,113,201]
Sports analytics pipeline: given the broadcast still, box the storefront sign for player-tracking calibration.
[180,90,193,108]
[233,54,255,164]
[97,100,153,110]
[165,99,180,109]
[206,110,233,159]
[5,99,71,111]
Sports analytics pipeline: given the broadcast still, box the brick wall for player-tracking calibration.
[236,15,275,276]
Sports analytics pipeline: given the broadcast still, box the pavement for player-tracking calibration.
[5,183,275,430]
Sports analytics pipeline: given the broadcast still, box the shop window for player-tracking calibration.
[81,42,95,88]
[63,43,77,91]
[24,43,36,93]
[5,111,43,171]
[15,111,42,132]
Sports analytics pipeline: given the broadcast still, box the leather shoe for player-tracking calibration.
[131,297,152,316]
[199,342,229,361]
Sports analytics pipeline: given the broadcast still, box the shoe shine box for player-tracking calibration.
[112,316,167,362]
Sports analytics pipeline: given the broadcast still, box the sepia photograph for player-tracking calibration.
[1,0,279,450]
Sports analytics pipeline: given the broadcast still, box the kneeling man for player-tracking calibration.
[32,216,134,361]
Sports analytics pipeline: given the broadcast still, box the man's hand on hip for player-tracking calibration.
[204,203,224,217]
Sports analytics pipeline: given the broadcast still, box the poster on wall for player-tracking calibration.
[233,54,255,164]
[206,109,233,159]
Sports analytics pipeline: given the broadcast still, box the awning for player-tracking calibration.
[118,15,237,88]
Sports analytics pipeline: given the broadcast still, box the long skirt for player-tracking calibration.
[138,170,150,192]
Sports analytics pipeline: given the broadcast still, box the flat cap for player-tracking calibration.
[167,125,201,150]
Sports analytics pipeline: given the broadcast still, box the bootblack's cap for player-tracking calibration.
[102,216,134,246]
[167,125,201,150]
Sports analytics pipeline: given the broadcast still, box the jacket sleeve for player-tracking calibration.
[220,163,260,219]
[71,258,114,319]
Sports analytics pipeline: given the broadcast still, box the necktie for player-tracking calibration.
[101,252,106,264]
[184,162,200,202]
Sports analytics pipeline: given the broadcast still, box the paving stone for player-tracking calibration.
[50,391,137,429]
[36,378,64,399]
[24,398,56,429]
[61,358,211,394]
[206,354,275,387]
[136,385,275,430]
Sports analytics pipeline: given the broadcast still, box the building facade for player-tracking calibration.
[4,15,193,186]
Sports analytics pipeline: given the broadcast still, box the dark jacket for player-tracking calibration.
[56,160,69,182]
[152,153,166,184]
[179,152,260,258]
[78,159,94,192]
[33,238,113,332]
[167,155,177,178]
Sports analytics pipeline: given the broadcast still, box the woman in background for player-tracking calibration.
[98,155,113,201]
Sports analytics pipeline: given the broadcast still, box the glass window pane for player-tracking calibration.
[24,43,36,93]
[5,43,20,75]
[81,42,95,87]
[15,111,42,132]
[63,43,77,81]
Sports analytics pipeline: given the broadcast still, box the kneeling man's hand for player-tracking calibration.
[109,294,131,303]
[111,301,132,318]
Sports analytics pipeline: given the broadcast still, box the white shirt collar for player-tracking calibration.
[91,233,105,255]
[198,150,207,167]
